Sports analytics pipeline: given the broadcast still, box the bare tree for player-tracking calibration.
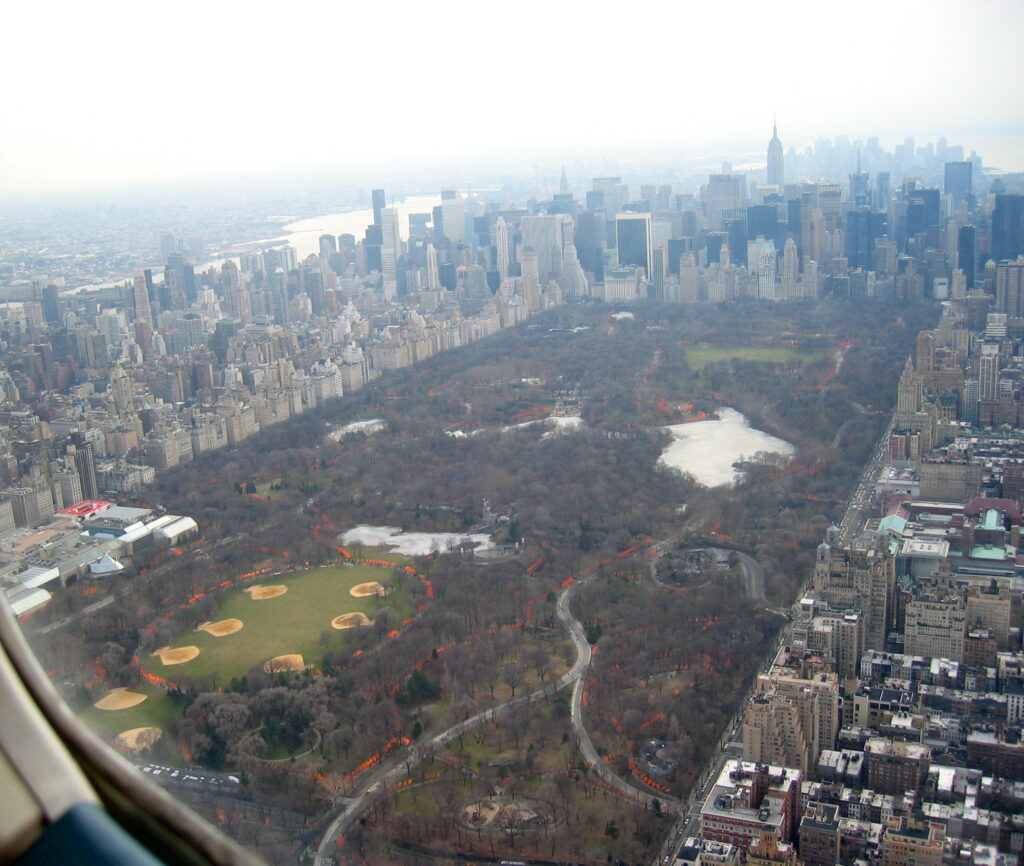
[501,662,525,698]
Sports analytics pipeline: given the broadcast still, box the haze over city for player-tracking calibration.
[3,0,1023,193]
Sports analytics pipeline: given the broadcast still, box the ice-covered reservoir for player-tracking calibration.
[658,407,794,487]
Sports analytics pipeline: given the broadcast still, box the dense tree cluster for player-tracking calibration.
[29,298,936,863]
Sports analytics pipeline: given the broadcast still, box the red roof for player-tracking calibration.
[964,498,1021,521]
[57,499,113,518]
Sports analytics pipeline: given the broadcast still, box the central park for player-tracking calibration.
[29,299,937,864]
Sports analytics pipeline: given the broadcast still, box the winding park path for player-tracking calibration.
[313,563,682,865]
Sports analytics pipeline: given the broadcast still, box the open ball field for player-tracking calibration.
[163,564,414,682]
[80,682,183,739]
[683,345,819,371]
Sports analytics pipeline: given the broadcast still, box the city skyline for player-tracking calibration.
[3,0,1023,193]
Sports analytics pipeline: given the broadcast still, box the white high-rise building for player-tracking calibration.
[757,240,777,300]
[132,271,153,326]
[704,173,746,232]
[440,189,465,244]
[680,253,700,302]
[380,207,402,285]
[979,344,1000,401]
[520,249,540,310]
[802,259,819,298]
[521,215,560,284]
[560,244,589,298]
[494,217,511,280]
[426,243,440,291]
[781,238,799,298]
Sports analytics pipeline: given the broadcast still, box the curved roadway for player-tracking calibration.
[314,570,680,864]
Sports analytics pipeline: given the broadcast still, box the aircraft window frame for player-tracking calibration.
[0,596,263,866]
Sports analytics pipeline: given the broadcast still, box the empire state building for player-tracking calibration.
[767,120,784,187]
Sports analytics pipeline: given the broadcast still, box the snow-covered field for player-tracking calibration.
[340,525,495,556]
[328,419,386,441]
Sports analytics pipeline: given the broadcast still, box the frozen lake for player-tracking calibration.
[658,407,794,487]
[340,525,494,556]
[328,419,386,441]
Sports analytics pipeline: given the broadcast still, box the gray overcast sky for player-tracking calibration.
[3,0,1022,194]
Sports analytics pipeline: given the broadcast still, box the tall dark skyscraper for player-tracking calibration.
[42,284,60,327]
[846,208,887,271]
[574,211,605,282]
[364,224,383,274]
[747,204,781,247]
[767,120,784,187]
[615,213,653,277]
[958,225,977,288]
[371,189,386,227]
[944,161,972,206]
[992,194,1024,261]
[69,432,98,500]
[706,232,728,266]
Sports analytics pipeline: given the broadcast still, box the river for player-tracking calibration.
[231,192,445,261]
[63,193,445,294]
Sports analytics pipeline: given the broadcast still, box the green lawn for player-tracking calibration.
[684,346,818,370]
[158,564,416,682]
[80,682,183,739]
[253,480,281,497]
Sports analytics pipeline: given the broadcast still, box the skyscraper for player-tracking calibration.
[493,217,511,280]
[364,224,383,274]
[371,189,386,227]
[42,284,60,327]
[132,271,153,327]
[319,234,338,258]
[849,152,870,205]
[69,432,98,500]
[846,208,887,271]
[521,215,564,285]
[995,258,1024,318]
[520,249,540,310]
[704,173,746,232]
[615,213,653,279]
[380,207,402,286]
[992,194,1024,261]
[780,238,798,298]
[978,344,1000,402]
[426,243,440,291]
[766,120,784,187]
[440,189,465,244]
[159,231,178,260]
[957,225,977,289]
[591,177,628,215]
[756,239,777,299]
[944,161,972,206]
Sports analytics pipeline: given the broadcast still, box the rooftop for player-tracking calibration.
[970,544,1010,562]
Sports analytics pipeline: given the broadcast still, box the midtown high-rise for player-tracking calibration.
[767,120,784,187]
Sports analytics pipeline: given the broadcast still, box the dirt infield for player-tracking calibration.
[245,585,288,600]
[94,687,148,711]
[197,618,244,636]
[350,581,387,598]
[331,612,372,630]
[154,646,201,666]
[263,654,305,673]
[115,727,163,752]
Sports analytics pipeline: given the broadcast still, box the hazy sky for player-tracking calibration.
[3,0,1022,194]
